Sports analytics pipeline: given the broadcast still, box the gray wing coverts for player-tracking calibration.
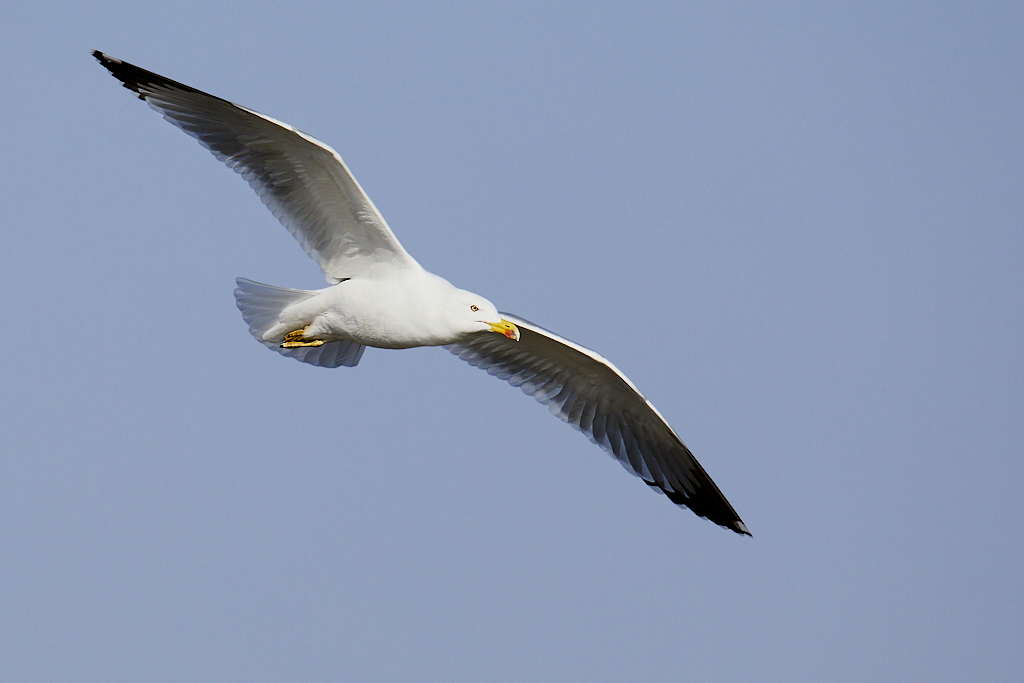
[447,315,750,535]
[93,51,412,281]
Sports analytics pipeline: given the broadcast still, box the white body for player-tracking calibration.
[266,268,500,349]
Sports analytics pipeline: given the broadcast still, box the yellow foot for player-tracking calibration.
[280,328,326,348]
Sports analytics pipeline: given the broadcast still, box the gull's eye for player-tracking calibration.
[470,305,480,312]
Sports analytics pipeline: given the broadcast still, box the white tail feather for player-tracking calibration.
[233,278,365,368]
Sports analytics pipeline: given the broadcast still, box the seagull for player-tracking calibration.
[94,51,749,535]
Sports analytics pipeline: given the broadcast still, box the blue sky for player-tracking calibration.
[1,2,1022,681]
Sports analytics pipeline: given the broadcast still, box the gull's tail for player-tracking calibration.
[233,278,365,368]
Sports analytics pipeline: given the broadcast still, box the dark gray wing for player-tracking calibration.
[446,314,749,535]
[94,51,418,281]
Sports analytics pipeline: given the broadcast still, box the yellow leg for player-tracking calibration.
[280,327,326,348]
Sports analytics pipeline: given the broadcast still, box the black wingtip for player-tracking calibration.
[93,50,147,100]
[655,481,750,535]
[92,50,210,102]
[92,50,126,77]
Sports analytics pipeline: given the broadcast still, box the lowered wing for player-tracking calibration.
[447,314,749,535]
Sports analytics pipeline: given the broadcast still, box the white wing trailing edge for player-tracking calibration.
[93,50,419,281]
[447,315,750,535]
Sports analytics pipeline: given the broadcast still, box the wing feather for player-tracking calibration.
[94,51,417,281]
[447,314,749,535]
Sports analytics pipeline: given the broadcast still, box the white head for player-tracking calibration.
[442,287,520,342]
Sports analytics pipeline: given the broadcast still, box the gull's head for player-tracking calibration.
[447,289,520,341]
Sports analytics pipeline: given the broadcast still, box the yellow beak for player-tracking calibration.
[488,319,521,341]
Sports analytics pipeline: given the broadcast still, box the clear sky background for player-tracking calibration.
[1,2,1021,681]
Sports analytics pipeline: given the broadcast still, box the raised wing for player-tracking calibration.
[446,314,749,535]
[94,51,418,281]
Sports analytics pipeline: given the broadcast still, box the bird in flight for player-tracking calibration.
[94,51,749,535]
